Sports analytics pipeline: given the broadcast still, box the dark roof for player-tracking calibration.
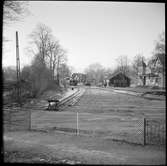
[156,53,165,67]
[147,53,165,68]
[109,71,131,80]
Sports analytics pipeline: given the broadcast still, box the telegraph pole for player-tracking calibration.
[16,31,21,105]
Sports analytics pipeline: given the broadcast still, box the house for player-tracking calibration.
[138,53,165,88]
[71,73,86,83]
[70,73,86,85]
[146,53,165,88]
[108,71,131,87]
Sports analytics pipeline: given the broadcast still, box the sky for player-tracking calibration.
[3,1,165,73]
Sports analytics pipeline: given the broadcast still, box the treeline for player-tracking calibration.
[3,23,72,97]
[22,23,71,97]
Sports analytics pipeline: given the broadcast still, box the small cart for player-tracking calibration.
[47,99,59,111]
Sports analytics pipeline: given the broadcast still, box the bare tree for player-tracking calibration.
[59,63,71,88]
[56,47,67,85]
[25,24,54,95]
[26,23,68,94]
[3,1,29,44]
[29,23,67,81]
[29,23,53,65]
[3,1,29,24]
[116,55,130,74]
[154,31,165,55]
[45,38,67,82]
[46,38,67,83]
[46,36,58,80]
[132,54,146,77]
[84,63,105,85]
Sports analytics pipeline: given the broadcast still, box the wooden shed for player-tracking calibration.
[109,71,131,87]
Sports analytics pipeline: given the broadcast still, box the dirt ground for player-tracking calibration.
[3,130,166,164]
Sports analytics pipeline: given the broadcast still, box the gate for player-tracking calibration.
[144,118,166,145]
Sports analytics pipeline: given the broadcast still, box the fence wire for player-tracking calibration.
[3,105,166,146]
[145,118,166,145]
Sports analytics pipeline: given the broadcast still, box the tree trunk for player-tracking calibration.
[143,76,146,86]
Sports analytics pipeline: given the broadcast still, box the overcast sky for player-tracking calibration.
[3,1,165,72]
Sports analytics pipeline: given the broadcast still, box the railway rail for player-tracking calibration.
[46,88,85,111]
[3,87,85,112]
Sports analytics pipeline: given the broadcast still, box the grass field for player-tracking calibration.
[31,87,166,145]
[4,87,166,164]
[110,86,165,93]
[4,130,165,164]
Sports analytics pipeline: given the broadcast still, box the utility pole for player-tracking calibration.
[57,57,60,86]
[16,31,21,106]
[142,57,146,86]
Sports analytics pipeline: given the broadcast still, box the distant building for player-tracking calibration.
[108,71,131,87]
[70,73,86,85]
[138,53,165,88]
[71,73,86,82]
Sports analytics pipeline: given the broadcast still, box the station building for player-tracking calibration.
[108,71,131,87]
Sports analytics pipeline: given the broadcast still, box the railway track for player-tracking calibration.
[3,88,85,112]
[56,88,85,111]
[30,88,85,111]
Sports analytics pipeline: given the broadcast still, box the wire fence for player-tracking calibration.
[144,118,166,145]
[30,109,166,145]
[3,105,166,146]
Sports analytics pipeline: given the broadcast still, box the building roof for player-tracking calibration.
[109,71,131,80]
[156,53,165,67]
[148,53,165,68]
[72,73,86,77]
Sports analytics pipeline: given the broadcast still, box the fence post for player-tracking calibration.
[9,109,11,131]
[158,122,161,143]
[77,112,79,136]
[29,108,31,131]
[143,118,146,145]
